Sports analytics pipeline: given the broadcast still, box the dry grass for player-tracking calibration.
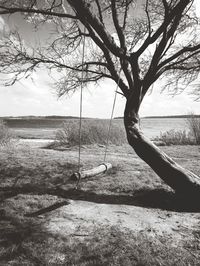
[155,115,200,146]
[1,117,200,265]
[155,129,195,145]
[0,120,14,146]
[0,143,200,265]
[0,220,197,266]
[1,194,200,265]
[55,119,127,147]
[187,115,200,144]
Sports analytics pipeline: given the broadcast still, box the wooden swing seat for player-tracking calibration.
[71,162,112,180]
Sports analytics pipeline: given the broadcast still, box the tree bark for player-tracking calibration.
[124,99,200,198]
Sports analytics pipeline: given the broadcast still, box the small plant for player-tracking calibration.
[155,113,200,146]
[155,129,195,145]
[55,119,126,146]
[0,120,12,146]
[186,113,200,145]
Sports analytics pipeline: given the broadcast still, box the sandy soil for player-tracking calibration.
[45,199,200,246]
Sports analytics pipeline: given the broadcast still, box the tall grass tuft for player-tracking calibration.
[56,119,127,146]
[186,114,200,145]
[154,129,195,146]
[0,120,13,146]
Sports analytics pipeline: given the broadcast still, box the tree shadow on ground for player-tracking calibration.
[129,188,200,212]
[55,187,200,212]
[0,186,199,265]
[1,185,200,213]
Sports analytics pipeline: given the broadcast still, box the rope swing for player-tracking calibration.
[71,29,122,186]
[77,27,86,174]
[103,68,122,162]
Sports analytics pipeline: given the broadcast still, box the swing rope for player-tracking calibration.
[78,27,86,173]
[103,68,122,162]
[75,28,86,189]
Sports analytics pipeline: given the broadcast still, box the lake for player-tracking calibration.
[5,117,190,140]
[140,117,188,139]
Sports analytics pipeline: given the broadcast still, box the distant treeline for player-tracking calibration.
[114,115,200,119]
[1,116,97,129]
[1,114,200,120]
[0,115,81,120]
[143,115,200,119]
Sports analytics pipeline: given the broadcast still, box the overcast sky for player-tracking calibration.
[0,1,200,118]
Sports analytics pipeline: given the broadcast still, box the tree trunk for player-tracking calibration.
[124,99,200,198]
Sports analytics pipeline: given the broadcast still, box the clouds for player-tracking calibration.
[0,69,199,118]
[140,88,200,117]
[0,3,200,119]
[0,70,113,118]
[0,70,74,117]
[195,0,200,17]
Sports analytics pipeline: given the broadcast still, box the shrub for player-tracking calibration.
[0,120,13,146]
[186,114,200,145]
[56,119,127,146]
[155,129,195,146]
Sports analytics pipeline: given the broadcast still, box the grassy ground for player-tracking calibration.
[0,140,200,265]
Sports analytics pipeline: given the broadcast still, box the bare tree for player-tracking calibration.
[0,0,200,197]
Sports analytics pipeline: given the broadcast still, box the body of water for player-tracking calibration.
[8,117,189,140]
[141,117,188,139]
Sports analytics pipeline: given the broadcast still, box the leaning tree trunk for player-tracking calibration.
[124,98,200,198]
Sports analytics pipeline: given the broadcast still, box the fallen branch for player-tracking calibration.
[25,201,70,217]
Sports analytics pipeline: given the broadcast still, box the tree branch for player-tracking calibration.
[95,0,104,25]
[110,0,126,50]
[80,22,130,97]
[159,44,200,69]
[0,5,76,19]
[67,0,125,59]
[122,0,130,30]
[110,0,133,91]
[134,0,191,57]
[142,1,191,96]
[145,0,151,37]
